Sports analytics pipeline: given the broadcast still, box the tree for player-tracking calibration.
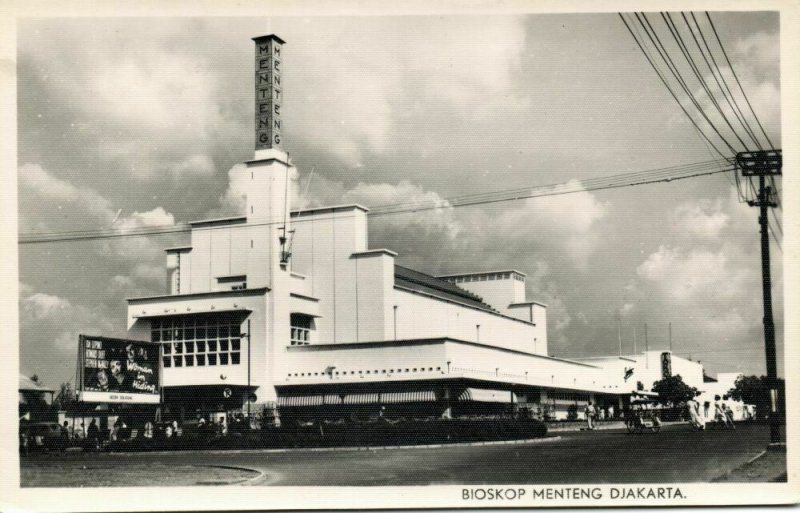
[651,374,698,407]
[728,375,785,421]
[53,382,77,410]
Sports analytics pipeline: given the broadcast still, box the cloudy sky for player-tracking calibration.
[16,12,783,388]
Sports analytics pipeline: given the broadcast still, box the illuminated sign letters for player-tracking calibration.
[253,35,285,150]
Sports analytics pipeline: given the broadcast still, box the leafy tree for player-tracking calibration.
[728,375,785,421]
[54,382,77,410]
[651,374,698,407]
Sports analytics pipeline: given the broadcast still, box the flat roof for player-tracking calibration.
[127,287,269,303]
[291,204,369,217]
[437,270,527,278]
[189,216,247,226]
[165,246,192,252]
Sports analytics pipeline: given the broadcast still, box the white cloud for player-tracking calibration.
[18,163,114,225]
[117,207,175,229]
[670,199,729,239]
[111,275,135,289]
[20,289,117,353]
[168,154,216,178]
[290,16,528,164]
[498,182,609,268]
[343,180,461,239]
[132,263,165,284]
[22,292,72,320]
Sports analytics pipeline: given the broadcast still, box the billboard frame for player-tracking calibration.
[77,334,162,404]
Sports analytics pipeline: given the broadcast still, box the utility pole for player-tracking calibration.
[644,323,649,368]
[617,315,622,357]
[736,149,782,446]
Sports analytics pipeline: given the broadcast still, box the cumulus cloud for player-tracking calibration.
[116,207,176,230]
[18,163,115,227]
[634,243,763,354]
[20,288,118,357]
[22,292,72,320]
[289,16,528,165]
[167,155,217,178]
[19,20,241,182]
[497,182,609,269]
[670,198,729,239]
[343,180,461,239]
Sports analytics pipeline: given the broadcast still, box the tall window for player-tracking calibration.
[290,314,313,346]
[152,314,242,369]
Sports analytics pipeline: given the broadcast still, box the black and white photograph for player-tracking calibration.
[3,1,797,510]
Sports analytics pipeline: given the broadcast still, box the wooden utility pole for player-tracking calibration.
[737,149,782,445]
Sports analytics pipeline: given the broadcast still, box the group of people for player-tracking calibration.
[583,402,615,430]
[686,394,737,431]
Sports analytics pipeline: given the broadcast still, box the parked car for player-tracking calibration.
[21,422,64,451]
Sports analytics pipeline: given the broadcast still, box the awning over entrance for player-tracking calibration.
[278,395,325,407]
[380,390,437,404]
[278,389,438,407]
[458,388,512,403]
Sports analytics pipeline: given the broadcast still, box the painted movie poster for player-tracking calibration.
[80,336,160,403]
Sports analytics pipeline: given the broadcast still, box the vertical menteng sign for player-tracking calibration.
[254,34,285,151]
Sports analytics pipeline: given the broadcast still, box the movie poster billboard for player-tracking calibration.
[78,335,161,403]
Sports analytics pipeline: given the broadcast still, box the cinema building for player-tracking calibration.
[124,35,693,422]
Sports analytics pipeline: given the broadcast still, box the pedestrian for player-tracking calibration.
[686,396,705,430]
[87,419,99,449]
[144,421,154,439]
[724,403,736,430]
[713,395,728,428]
[608,405,615,420]
[75,422,86,441]
[584,401,596,430]
[172,419,180,437]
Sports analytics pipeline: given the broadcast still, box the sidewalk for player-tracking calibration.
[713,445,787,482]
[546,420,686,432]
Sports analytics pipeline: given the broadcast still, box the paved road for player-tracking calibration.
[21,423,775,486]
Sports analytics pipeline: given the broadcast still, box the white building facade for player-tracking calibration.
[124,34,737,422]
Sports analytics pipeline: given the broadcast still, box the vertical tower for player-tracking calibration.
[246,34,292,403]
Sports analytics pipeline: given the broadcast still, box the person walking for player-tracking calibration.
[686,396,705,430]
[87,419,99,450]
[584,401,596,430]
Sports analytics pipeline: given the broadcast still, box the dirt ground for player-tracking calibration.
[713,449,787,482]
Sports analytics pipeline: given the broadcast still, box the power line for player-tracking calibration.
[633,12,738,154]
[618,13,729,158]
[661,12,749,150]
[19,160,735,245]
[688,13,765,150]
[705,12,776,150]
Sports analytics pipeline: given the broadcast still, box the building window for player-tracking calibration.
[151,315,243,368]
[290,314,314,346]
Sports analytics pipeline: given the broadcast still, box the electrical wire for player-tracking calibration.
[618,13,729,159]
[634,12,738,154]
[688,13,765,150]
[662,12,749,150]
[18,160,736,245]
[706,12,776,150]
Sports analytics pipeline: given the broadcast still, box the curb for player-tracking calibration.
[103,435,562,457]
[194,464,265,486]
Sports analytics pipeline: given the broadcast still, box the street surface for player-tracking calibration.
[21,423,777,486]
